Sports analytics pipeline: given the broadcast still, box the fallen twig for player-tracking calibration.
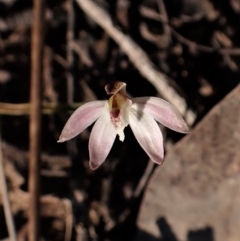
[66,0,75,104]
[140,5,240,56]
[0,9,52,32]
[63,199,73,241]
[0,129,17,241]
[71,41,93,67]
[0,102,82,115]
[156,0,171,47]
[28,0,45,239]
[133,160,155,198]
[43,47,58,103]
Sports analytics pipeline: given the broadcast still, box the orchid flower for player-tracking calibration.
[58,81,189,170]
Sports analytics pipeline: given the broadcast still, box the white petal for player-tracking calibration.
[132,97,189,133]
[89,113,116,170]
[58,101,107,142]
[129,108,164,165]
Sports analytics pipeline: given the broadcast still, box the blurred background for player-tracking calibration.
[0,0,239,240]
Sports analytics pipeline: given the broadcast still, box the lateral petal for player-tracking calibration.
[58,101,107,142]
[132,97,189,133]
[89,113,116,170]
[129,109,164,165]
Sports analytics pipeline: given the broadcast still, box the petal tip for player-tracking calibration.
[57,137,66,143]
[152,156,164,165]
[89,161,99,170]
[180,123,190,133]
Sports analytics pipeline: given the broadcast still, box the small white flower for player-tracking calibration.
[58,81,189,169]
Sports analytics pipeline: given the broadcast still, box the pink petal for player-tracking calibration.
[132,97,189,133]
[89,113,116,170]
[58,101,107,142]
[129,109,164,165]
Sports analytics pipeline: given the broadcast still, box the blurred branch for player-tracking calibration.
[0,190,69,219]
[133,160,155,198]
[0,129,17,241]
[140,5,240,55]
[17,223,29,241]
[0,0,16,7]
[0,102,83,115]
[66,0,75,104]
[156,0,171,47]
[75,0,196,125]
[0,9,53,32]
[28,0,45,240]
[63,199,73,241]
[171,28,240,55]
[107,160,155,230]
[71,40,93,67]
[43,47,58,103]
